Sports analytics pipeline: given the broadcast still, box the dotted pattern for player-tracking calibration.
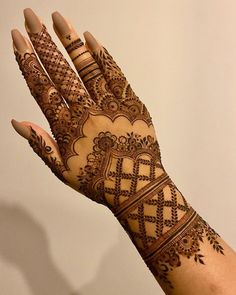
[29,25,94,107]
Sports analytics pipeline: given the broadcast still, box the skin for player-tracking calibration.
[11,8,236,295]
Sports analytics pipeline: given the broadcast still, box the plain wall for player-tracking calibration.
[0,1,236,294]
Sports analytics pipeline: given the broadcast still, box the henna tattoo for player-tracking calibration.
[77,131,164,207]
[65,38,84,53]
[75,129,224,290]
[28,26,94,108]
[15,48,152,173]
[146,209,224,289]
[22,24,152,127]
[72,51,89,62]
[117,182,192,278]
[78,60,102,83]
[28,127,67,183]
[118,189,225,289]
[91,47,152,125]
[93,47,139,100]
[14,22,225,291]
[15,51,91,165]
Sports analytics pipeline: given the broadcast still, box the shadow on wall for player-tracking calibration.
[77,229,162,295]
[0,201,162,295]
[0,202,75,295]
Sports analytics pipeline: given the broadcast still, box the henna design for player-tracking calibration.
[77,131,164,206]
[93,47,140,100]
[15,51,91,164]
[118,190,224,289]
[65,38,84,53]
[28,127,67,183]
[25,25,152,125]
[15,22,225,291]
[91,47,152,125]
[28,26,95,108]
[145,209,224,289]
[75,130,224,290]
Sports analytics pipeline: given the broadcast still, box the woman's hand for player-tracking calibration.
[12,8,169,211]
[12,9,235,294]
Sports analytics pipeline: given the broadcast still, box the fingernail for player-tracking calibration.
[11,119,31,139]
[52,11,72,36]
[84,31,100,51]
[24,8,42,33]
[11,29,28,53]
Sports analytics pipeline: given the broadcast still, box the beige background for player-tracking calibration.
[1,0,236,294]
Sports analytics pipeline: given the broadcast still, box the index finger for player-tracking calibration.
[11,29,70,143]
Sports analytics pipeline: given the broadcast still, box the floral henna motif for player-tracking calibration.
[93,47,143,102]
[77,131,164,207]
[15,51,90,164]
[15,25,153,168]
[76,129,224,290]
[146,210,224,289]
[27,25,152,126]
[28,127,67,183]
[88,47,152,125]
[114,181,224,289]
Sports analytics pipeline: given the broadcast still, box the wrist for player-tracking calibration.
[111,175,224,290]
[113,173,191,255]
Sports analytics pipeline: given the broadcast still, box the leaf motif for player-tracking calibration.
[194,254,205,265]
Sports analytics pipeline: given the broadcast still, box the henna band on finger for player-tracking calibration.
[72,51,89,61]
[65,38,84,54]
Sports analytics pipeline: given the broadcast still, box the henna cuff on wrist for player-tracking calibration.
[114,172,172,219]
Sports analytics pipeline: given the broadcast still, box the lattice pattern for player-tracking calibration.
[119,183,190,252]
[104,154,164,209]
[29,25,92,106]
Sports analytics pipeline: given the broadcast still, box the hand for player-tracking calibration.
[12,8,169,211]
[12,10,229,293]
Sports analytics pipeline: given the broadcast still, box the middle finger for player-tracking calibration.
[52,12,117,105]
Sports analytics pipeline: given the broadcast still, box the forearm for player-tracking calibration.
[111,173,236,294]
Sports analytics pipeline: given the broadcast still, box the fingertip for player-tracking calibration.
[51,11,60,19]
[52,10,72,36]
[23,7,34,15]
[11,118,17,126]
[83,31,101,51]
[11,119,31,139]
[24,7,42,34]
[11,28,19,37]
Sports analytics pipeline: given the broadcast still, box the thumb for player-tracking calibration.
[11,119,68,184]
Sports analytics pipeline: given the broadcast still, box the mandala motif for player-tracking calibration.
[93,132,118,152]
[177,235,200,257]
[108,77,126,98]
[93,47,153,125]
[100,95,120,114]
